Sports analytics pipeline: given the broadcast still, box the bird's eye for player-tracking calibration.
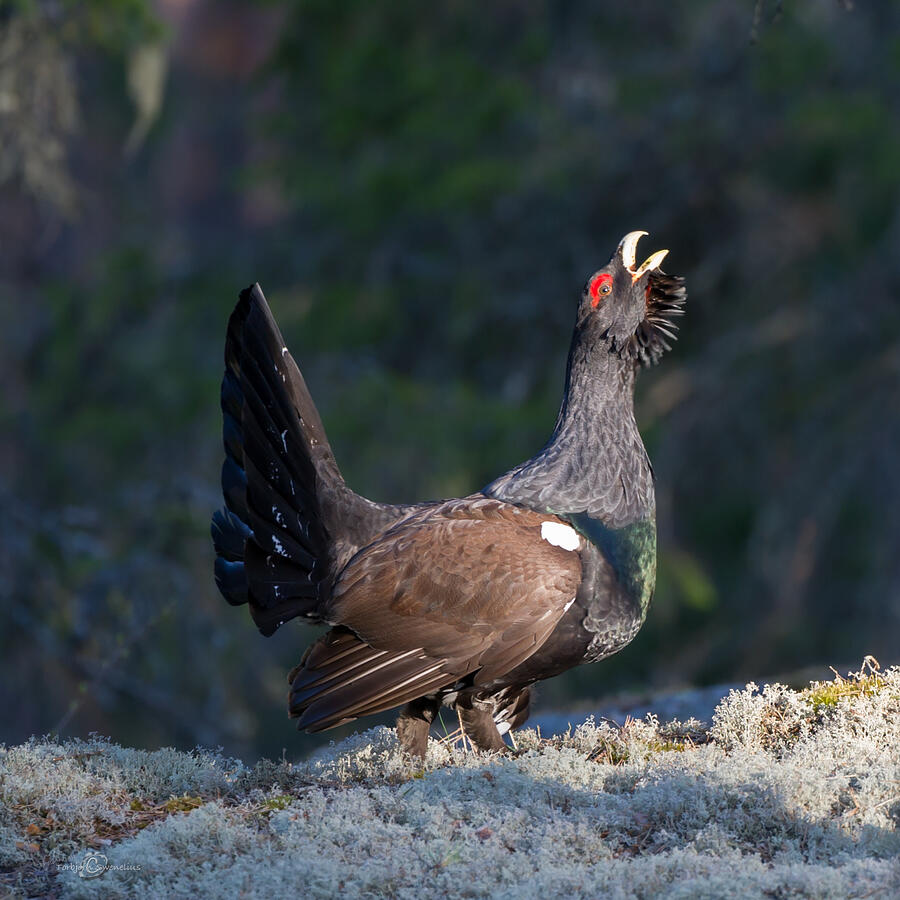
[589,273,613,308]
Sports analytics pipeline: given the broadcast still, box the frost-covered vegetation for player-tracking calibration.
[2,665,898,899]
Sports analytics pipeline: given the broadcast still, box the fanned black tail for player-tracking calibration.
[212,284,337,636]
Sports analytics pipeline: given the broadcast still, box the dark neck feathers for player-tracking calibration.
[485,330,654,528]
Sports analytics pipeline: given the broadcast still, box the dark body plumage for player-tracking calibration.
[212,233,686,757]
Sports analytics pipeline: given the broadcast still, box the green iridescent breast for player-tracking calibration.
[566,513,657,618]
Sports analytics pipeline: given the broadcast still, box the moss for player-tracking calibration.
[802,664,889,713]
[258,795,294,814]
[161,795,205,814]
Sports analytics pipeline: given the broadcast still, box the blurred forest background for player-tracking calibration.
[1,0,898,762]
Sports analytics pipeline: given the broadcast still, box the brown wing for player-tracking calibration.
[289,497,582,731]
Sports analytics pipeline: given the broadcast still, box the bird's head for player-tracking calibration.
[577,231,686,367]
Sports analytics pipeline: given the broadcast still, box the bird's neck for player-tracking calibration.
[485,334,654,528]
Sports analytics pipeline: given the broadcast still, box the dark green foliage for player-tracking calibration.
[1,0,899,761]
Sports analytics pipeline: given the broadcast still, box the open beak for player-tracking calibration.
[618,231,669,283]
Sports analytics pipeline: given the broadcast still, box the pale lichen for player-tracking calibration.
[1,665,898,898]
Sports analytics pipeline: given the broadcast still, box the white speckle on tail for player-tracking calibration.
[280,429,288,453]
[281,346,288,356]
[564,597,576,612]
[272,535,285,555]
[496,721,511,736]
[540,521,580,552]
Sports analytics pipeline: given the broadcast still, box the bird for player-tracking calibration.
[211,231,686,758]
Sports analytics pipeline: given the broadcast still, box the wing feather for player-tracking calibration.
[289,498,582,731]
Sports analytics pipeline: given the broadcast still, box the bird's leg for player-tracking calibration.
[458,705,508,753]
[396,696,440,759]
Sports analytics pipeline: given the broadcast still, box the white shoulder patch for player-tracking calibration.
[540,521,580,552]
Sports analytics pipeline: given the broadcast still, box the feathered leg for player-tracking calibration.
[458,705,508,753]
[396,696,441,759]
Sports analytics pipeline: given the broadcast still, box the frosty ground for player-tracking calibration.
[2,666,898,899]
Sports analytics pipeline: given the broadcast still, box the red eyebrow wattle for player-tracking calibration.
[589,273,613,307]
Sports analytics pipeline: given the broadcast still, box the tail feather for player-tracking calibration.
[211,508,251,561]
[242,453,317,562]
[240,412,318,520]
[212,282,420,637]
[213,557,248,607]
[212,283,334,635]
[233,342,320,497]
